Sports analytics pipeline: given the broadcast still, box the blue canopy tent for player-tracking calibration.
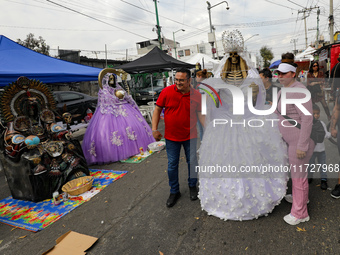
[0,35,101,87]
[269,59,281,69]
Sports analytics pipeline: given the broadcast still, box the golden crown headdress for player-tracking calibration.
[222,30,244,53]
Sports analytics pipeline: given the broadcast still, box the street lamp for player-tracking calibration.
[173,29,185,59]
[207,1,229,59]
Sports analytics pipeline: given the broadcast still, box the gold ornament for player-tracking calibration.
[115,90,125,100]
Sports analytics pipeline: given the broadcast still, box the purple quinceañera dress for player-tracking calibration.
[82,73,155,165]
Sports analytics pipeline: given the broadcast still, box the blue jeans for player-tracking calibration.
[308,151,327,181]
[165,138,198,194]
[197,120,204,141]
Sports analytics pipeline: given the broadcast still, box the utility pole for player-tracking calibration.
[105,44,107,67]
[298,9,308,48]
[298,6,320,48]
[316,7,320,48]
[153,0,162,50]
[330,0,334,44]
[206,1,229,59]
[207,1,215,59]
[291,39,298,54]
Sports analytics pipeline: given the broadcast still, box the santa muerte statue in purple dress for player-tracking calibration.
[82,68,155,165]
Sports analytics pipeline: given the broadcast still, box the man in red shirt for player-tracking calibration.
[152,68,205,207]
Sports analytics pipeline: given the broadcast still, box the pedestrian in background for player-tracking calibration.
[275,52,315,225]
[329,92,340,199]
[259,68,280,105]
[152,68,205,207]
[307,61,331,120]
[307,104,331,190]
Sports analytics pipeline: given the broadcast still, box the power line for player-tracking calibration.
[56,0,154,27]
[0,24,149,32]
[214,17,303,28]
[264,0,298,11]
[286,0,306,9]
[120,0,206,32]
[46,0,150,39]
[3,0,67,12]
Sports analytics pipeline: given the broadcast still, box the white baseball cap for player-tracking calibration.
[274,63,297,73]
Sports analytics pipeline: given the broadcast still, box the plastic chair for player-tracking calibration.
[139,107,152,123]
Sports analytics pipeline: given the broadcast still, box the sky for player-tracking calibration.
[1,0,340,62]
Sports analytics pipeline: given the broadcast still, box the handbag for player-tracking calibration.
[307,83,322,94]
[279,114,325,144]
[277,94,325,144]
[308,72,325,97]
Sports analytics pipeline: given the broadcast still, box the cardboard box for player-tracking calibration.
[42,231,98,255]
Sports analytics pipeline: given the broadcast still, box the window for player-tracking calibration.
[199,46,206,54]
[178,50,184,57]
[59,92,84,102]
[185,49,191,56]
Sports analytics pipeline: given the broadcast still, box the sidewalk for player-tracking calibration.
[0,120,339,254]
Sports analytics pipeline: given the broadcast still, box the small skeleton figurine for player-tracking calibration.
[62,112,72,130]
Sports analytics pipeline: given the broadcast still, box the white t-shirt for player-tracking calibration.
[314,120,331,152]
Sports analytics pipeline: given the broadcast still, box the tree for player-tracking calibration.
[260,46,274,68]
[17,33,50,56]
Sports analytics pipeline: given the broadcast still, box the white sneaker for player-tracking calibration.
[283,213,310,225]
[284,194,309,204]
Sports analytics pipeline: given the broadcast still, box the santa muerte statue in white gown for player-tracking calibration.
[198,30,288,221]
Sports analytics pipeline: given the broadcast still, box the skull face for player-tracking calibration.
[109,74,116,88]
[229,52,239,64]
[62,112,72,124]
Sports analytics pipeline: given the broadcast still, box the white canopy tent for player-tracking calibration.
[295,46,316,61]
[184,53,220,70]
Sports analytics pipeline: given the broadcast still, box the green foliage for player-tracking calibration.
[260,46,274,68]
[17,33,50,56]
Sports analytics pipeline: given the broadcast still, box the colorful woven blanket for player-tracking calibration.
[0,169,127,232]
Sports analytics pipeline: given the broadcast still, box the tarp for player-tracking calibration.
[269,59,281,69]
[116,46,195,73]
[0,35,102,86]
[184,53,220,70]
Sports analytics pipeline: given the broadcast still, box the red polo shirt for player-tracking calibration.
[156,84,202,141]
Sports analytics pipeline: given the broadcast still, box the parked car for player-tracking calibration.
[134,79,164,105]
[53,91,97,124]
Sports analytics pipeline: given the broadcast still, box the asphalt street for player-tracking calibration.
[0,105,339,255]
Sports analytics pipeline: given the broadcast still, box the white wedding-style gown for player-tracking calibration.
[198,57,288,221]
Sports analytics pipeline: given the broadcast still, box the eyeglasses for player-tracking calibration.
[175,78,189,83]
[313,65,318,67]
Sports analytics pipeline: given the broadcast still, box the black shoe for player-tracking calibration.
[308,178,313,184]
[166,192,181,207]
[320,180,328,190]
[189,186,198,201]
[331,184,340,199]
